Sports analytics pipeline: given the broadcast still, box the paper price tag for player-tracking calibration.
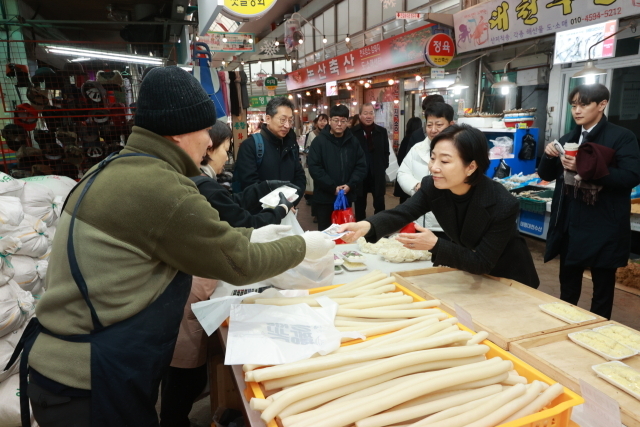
[454,303,474,332]
[579,379,622,427]
[431,68,445,79]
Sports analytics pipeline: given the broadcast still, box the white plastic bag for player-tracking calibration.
[4,215,49,258]
[0,280,34,339]
[0,238,21,287]
[19,182,63,227]
[259,185,299,208]
[21,175,76,199]
[0,197,23,231]
[225,297,363,365]
[0,172,25,197]
[386,138,399,182]
[252,212,334,290]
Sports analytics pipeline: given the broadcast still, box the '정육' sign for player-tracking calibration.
[423,33,455,67]
[223,0,277,18]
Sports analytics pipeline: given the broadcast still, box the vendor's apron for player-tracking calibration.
[5,153,193,427]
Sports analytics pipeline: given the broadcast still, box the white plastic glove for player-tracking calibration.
[249,224,293,243]
[302,231,336,260]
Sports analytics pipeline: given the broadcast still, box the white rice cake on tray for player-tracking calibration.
[342,260,367,271]
[334,254,344,266]
[594,324,640,352]
[569,330,637,361]
[539,302,596,323]
[593,361,640,400]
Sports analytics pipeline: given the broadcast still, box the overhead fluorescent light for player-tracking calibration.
[45,46,165,65]
[70,57,91,62]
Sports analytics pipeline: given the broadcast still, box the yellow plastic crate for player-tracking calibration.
[245,283,584,427]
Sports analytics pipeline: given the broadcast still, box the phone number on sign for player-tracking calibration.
[578,7,623,24]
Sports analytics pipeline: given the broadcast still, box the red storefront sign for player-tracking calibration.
[286,24,436,91]
[423,33,455,68]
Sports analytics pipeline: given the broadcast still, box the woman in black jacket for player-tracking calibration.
[339,124,539,288]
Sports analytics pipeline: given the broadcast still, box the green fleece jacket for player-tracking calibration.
[29,127,306,390]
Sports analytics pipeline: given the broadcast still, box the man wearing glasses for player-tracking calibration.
[308,104,368,230]
[233,97,306,206]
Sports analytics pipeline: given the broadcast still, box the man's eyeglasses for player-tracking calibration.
[331,118,348,125]
[276,117,295,126]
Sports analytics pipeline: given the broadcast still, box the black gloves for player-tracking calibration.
[278,192,295,214]
[266,180,300,192]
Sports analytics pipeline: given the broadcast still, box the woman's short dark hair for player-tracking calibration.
[568,83,610,105]
[202,121,232,165]
[313,113,329,124]
[405,117,423,138]
[430,124,489,186]
[349,114,360,127]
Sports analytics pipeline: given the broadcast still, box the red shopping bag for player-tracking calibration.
[331,189,355,244]
[399,222,416,234]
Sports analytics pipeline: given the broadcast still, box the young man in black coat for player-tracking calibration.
[308,104,368,230]
[352,103,390,221]
[539,84,640,319]
[233,97,306,208]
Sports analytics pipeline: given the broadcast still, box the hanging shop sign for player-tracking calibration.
[454,0,640,54]
[423,34,455,67]
[554,20,617,64]
[222,0,277,19]
[200,31,255,52]
[286,24,436,91]
[396,12,423,20]
[249,96,275,108]
[264,76,278,90]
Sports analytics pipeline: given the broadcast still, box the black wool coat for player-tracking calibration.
[191,177,286,228]
[307,127,368,205]
[538,116,640,268]
[366,175,540,288]
[352,123,390,197]
[233,125,306,201]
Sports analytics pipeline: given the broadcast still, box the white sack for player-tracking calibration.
[30,260,48,301]
[47,225,56,244]
[0,280,34,339]
[19,182,63,227]
[21,175,76,200]
[5,215,49,258]
[10,256,37,293]
[0,238,21,287]
[0,373,38,427]
[0,172,25,198]
[0,316,30,383]
[0,197,23,231]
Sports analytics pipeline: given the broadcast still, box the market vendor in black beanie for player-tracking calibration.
[13,66,334,427]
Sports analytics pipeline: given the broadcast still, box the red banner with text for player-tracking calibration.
[286,24,436,91]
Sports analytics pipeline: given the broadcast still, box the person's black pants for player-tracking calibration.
[28,381,91,427]
[355,192,385,221]
[315,203,335,231]
[160,364,208,427]
[559,237,617,319]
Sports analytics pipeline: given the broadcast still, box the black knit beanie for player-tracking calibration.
[134,66,216,136]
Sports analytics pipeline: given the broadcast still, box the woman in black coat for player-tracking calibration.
[339,124,539,288]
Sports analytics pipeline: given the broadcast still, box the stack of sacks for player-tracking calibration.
[0,172,74,427]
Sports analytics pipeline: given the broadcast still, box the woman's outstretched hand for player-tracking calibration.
[337,221,372,243]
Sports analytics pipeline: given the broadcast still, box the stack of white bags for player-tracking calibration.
[0,172,75,427]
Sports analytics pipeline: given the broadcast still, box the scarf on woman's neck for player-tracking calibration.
[361,123,375,151]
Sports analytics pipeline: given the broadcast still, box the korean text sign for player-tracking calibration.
[454,0,640,54]
[286,24,435,91]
